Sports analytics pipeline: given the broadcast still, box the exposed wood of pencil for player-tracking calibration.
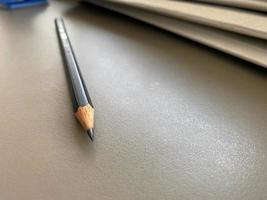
[75,104,94,130]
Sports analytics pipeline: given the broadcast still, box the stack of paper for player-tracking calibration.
[192,0,267,12]
[85,0,267,69]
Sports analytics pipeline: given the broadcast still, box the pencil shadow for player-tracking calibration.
[74,122,96,155]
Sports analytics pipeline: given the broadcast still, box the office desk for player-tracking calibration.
[0,1,266,199]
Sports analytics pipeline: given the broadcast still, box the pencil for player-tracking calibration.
[55,18,95,141]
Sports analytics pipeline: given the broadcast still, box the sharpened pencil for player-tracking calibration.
[55,18,95,141]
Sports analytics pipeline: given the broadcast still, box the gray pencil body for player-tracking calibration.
[55,18,95,141]
[55,18,89,107]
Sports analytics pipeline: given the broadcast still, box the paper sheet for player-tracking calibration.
[191,0,267,12]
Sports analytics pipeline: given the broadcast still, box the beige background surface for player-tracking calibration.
[0,1,267,199]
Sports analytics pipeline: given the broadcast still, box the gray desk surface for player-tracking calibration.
[0,1,266,199]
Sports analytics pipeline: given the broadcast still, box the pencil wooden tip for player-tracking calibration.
[75,104,94,132]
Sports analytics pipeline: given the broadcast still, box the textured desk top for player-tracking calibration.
[0,1,266,200]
